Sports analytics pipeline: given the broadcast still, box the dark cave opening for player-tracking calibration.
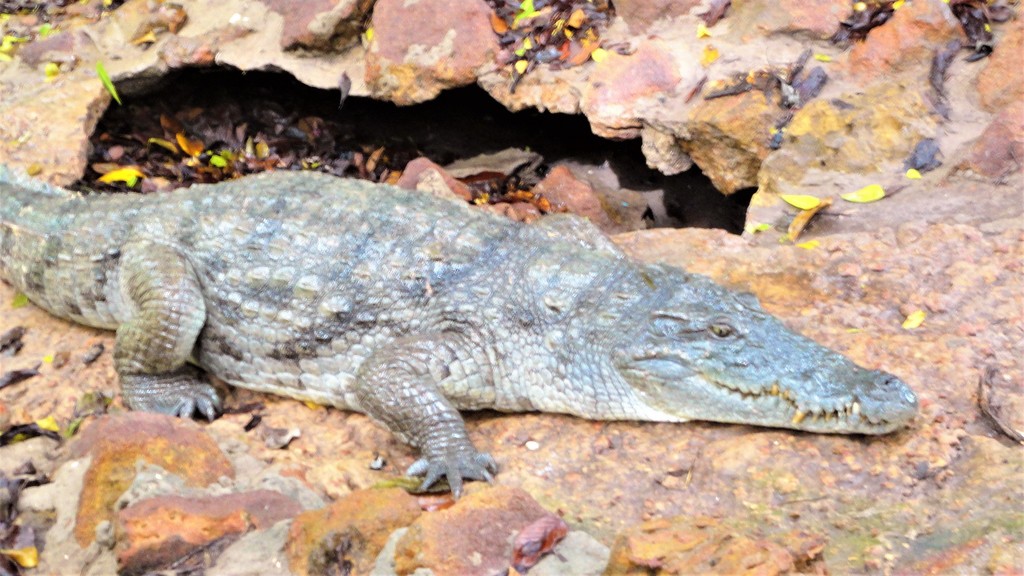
[84,68,753,233]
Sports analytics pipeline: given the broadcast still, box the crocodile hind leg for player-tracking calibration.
[114,240,219,420]
[354,336,497,497]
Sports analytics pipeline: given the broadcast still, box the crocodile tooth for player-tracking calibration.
[770,383,780,396]
[852,401,861,416]
[792,411,807,424]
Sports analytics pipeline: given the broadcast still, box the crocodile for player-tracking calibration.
[0,167,918,495]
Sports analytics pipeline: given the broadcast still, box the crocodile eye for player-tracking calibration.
[708,322,735,339]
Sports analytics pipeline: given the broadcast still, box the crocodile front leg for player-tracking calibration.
[114,240,219,420]
[354,335,497,497]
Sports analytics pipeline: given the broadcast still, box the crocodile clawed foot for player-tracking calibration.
[408,450,498,498]
[121,367,222,422]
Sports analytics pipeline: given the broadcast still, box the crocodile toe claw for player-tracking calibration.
[408,451,498,498]
[122,368,222,421]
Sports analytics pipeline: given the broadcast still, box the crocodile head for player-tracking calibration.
[615,266,918,434]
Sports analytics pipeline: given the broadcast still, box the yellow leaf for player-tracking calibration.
[853,1,867,11]
[363,27,374,43]
[44,62,59,78]
[0,547,38,568]
[591,48,608,63]
[745,222,771,234]
[841,184,885,203]
[514,59,528,74]
[797,239,820,250]
[700,45,719,67]
[780,194,822,211]
[813,53,832,62]
[147,137,178,154]
[176,132,205,157]
[522,36,533,50]
[255,140,270,160]
[0,53,11,62]
[35,415,59,432]
[893,0,905,8]
[303,401,320,410]
[43,354,54,363]
[11,293,29,308]
[902,310,926,330]
[905,168,922,179]
[567,8,585,28]
[97,166,145,187]
[696,22,711,38]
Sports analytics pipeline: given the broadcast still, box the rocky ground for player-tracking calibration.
[1,0,1022,574]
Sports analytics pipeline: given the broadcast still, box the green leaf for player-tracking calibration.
[38,23,54,37]
[11,293,29,308]
[209,155,227,168]
[95,61,122,105]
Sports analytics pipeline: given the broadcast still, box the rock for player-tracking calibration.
[286,487,422,575]
[530,530,610,576]
[532,165,647,234]
[482,202,544,224]
[366,0,499,104]
[116,490,302,574]
[977,17,1024,112]
[69,412,234,547]
[613,0,702,32]
[847,0,962,81]
[605,516,827,575]
[393,485,555,575]
[396,157,473,201]
[730,0,850,40]
[260,0,371,50]
[683,90,781,194]
[756,81,940,201]
[958,101,1024,181]
[581,40,686,140]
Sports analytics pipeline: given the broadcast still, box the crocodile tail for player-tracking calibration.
[0,164,70,198]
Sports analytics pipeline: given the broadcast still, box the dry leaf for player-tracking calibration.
[902,310,926,329]
[787,196,832,241]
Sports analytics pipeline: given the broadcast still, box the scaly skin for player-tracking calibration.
[0,167,918,495]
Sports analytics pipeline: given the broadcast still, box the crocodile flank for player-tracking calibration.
[0,167,918,494]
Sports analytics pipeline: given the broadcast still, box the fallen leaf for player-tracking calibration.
[745,222,771,234]
[147,137,179,154]
[780,194,822,211]
[95,61,122,105]
[902,310,926,329]
[813,53,832,62]
[176,132,204,157]
[697,22,711,38]
[490,11,508,34]
[44,62,59,78]
[797,239,821,249]
[905,168,922,179]
[35,415,59,432]
[787,196,833,241]
[700,45,720,66]
[0,547,39,568]
[11,292,29,308]
[515,59,529,74]
[591,47,608,62]
[97,166,145,187]
[841,184,885,203]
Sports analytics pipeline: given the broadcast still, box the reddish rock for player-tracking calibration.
[116,490,302,574]
[70,413,234,547]
[395,157,473,201]
[581,41,683,139]
[977,18,1024,112]
[731,0,850,40]
[613,0,702,32]
[848,0,962,80]
[366,0,499,104]
[531,165,631,234]
[606,516,827,575]
[286,487,422,575]
[261,0,371,50]
[482,202,543,224]
[393,485,555,576]
[960,101,1024,180]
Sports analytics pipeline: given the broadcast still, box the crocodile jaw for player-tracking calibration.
[622,358,918,435]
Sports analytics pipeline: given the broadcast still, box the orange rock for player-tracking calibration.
[847,0,962,81]
[977,18,1024,112]
[581,41,683,139]
[395,157,473,201]
[393,485,555,576]
[70,413,234,547]
[960,101,1024,180]
[366,0,500,104]
[116,490,302,574]
[613,0,703,32]
[286,487,422,575]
